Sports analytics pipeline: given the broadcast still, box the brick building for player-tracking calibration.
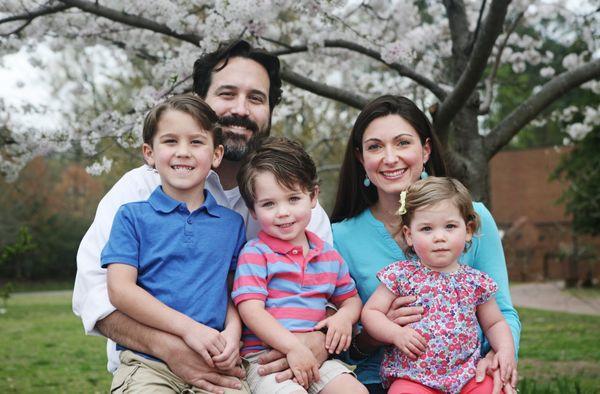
[489,146,599,284]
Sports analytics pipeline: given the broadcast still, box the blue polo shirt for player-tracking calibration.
[101,186,246,336]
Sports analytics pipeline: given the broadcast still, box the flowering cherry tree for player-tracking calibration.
[1,0,598,201]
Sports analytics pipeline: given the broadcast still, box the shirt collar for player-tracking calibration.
[258,230,324,257]
[148,186,221,217]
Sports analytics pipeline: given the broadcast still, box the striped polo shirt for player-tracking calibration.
[232,230,357,355]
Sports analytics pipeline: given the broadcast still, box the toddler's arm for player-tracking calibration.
[238,299,320,388]
[477,298,517,385]
[314,294,362,354]
[362,284,426,360]
[107,264,226,367]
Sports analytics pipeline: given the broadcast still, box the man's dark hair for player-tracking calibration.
[193,40,283,113]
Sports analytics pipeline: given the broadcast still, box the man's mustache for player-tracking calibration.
[218,116,259,134]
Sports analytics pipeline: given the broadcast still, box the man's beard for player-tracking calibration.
[219,115,267,161]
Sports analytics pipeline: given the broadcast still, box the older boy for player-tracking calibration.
[101,94,248,393]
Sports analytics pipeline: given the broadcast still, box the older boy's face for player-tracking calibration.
[205,57,271,161]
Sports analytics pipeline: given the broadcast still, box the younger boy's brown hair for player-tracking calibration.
[237,136,318,210]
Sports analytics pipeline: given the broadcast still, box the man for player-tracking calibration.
[73,40,331,393]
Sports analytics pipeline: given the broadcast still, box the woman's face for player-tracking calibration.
[358,114,430,199]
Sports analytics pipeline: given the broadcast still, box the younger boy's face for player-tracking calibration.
[143,110,224,202]
[250,171,317,246]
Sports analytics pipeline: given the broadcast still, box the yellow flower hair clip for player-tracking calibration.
[398,191,407,215]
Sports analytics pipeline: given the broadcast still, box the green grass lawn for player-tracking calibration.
[1,291,599,393]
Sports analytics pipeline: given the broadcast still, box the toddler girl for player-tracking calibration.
[361,177,516,394]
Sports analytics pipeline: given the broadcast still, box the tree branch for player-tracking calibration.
[479,11,524,114]
[485,58,600,156]
[269,39,447,100]
[280,67,369,110]
[0,4,72,25]
[435,0,510,132]
[57,0,201,45]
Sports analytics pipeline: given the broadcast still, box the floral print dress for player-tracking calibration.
[377,260,498,393]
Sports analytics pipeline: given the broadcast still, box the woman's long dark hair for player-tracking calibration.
[330,95,447,223]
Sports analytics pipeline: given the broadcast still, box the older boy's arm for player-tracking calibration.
[213,296,243,370]
[96,311,244,392]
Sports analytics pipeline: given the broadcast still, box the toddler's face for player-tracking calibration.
[250,171,317,246]
[143,110,223,201]
[402,199,472,272]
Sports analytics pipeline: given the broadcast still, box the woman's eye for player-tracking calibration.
[366,144,381,151]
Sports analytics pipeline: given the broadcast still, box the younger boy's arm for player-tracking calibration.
[314,294,362,354]
[362,284,427,360]
[477,298,517,386]
[106,263,226,367]
[238,300,321,387]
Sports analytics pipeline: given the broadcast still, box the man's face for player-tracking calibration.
[204,56,271,161]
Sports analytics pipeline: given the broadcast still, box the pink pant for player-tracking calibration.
[388,376,494,394]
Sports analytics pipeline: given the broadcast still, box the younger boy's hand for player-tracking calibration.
[213,327,242,371]
[183,323,227,367]
[313,313,352,355]
[493,349,517,387]
[286,343,320,388]
[393,327,426,360]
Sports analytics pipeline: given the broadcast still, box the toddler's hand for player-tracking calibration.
[213,327,242,371]
[286,343,320,388]
[183,323,227,367]
[393,327,426,359]
[493,349,517,386]
[313,314,352,355]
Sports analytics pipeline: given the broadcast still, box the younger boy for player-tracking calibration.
[232,137,367,394]
[101,94,249,393]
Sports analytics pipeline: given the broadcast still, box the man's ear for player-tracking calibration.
[142,143,155,168]
[211,144,224,169]
[402,225,413,246]
[310,185,320,209]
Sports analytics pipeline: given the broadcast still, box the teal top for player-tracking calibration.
[332,202,521,386]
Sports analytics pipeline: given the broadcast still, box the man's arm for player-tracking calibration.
[96,311,245,393]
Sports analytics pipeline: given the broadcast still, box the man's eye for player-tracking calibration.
[249,95,264,103]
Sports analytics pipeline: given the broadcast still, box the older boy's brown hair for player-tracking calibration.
[237,136,318,210]
[398,176,480,257]
[142,93,222,147]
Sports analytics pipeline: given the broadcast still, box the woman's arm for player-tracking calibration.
[472,203,521,355]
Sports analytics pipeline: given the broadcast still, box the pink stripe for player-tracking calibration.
[233,293,266,305]
[268,307,326,321]
[237,253,267,266]
[331,289,358,304]
[262,252,297,264]
[311,250,342,263]
[335,273,354,287]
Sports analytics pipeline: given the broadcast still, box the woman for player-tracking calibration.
[331,95,520,394]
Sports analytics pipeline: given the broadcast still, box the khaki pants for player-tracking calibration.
[244,350,355,394]
[111,350,250,394]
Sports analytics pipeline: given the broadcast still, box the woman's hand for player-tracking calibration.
[475,350,518,394]
[386,295,424,326]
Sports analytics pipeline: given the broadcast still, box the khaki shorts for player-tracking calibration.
[111,350,250,394]
[244,350,355,394]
